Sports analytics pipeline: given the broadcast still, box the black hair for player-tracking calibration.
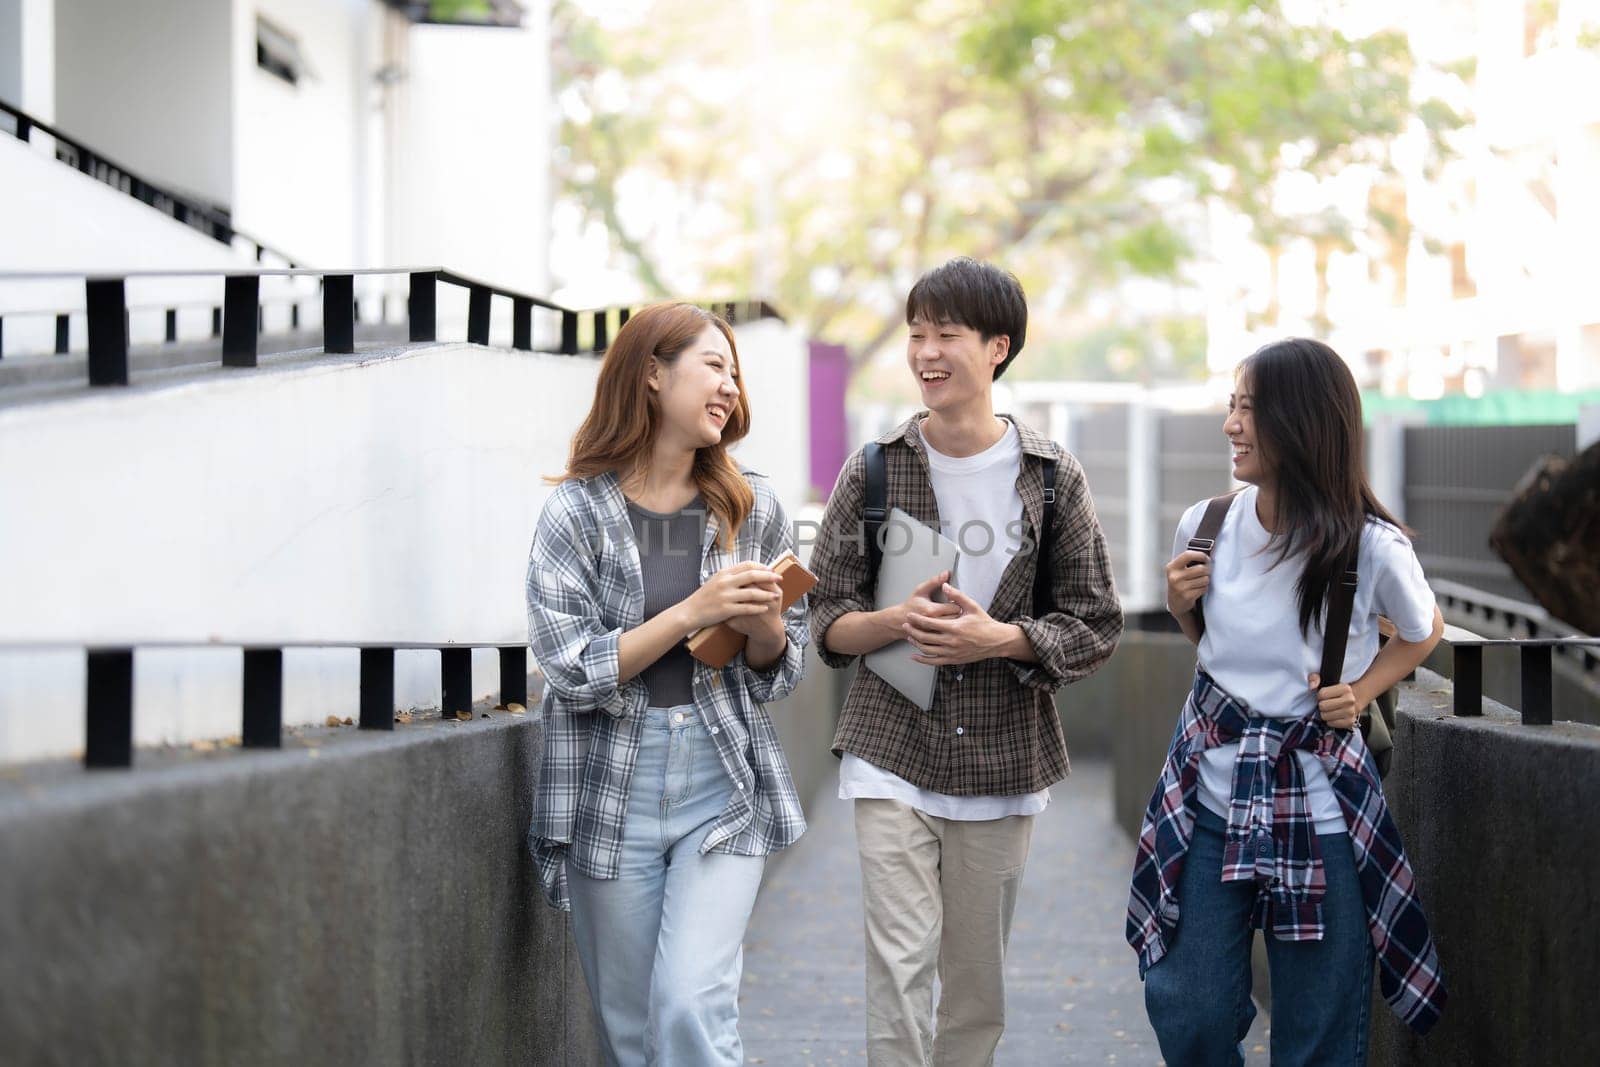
[1239,337,1409,635]
[905,257,1028,380]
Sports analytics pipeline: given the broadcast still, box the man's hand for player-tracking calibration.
[904,582,1024,666]
[1310,672,1363,731]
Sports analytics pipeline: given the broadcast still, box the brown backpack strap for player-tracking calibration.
[1189,492,1239,636]
[1317,547,1361,686]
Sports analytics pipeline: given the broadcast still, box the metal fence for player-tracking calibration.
[1402,422,1577,601]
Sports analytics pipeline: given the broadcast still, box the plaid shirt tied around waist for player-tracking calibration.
[525,470,810,910]
[1126,670,1447,1035]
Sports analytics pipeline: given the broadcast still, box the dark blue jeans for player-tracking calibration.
[1144,807,1374,1066]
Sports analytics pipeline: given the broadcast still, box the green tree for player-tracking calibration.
[552,0,1462,380]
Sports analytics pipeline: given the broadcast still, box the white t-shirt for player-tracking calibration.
[839,420,1051,820]
[1174,485,1436,833]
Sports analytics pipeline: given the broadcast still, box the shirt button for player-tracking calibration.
[710,726,720,734]
[737,782,746,791]
[956,726,965,736]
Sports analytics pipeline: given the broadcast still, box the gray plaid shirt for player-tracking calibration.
[809,414,1123,795]
[525,469,810,910]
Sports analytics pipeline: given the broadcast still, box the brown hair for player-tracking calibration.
[549,302,753,549]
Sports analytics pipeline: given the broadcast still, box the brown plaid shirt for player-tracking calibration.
[809,414,1123,795]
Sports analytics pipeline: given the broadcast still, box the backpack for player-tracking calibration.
[1188,492,1398,777]
[862,440,1059,617]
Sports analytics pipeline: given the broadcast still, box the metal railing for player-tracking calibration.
[1,98,298,267]
[0,264,782,381]
[1445,630,1600,725]
[1430,580,1598,724]
[9,640,531,769]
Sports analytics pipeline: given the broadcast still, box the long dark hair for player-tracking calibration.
[548,303,753,550]
[1240,338,1408,635]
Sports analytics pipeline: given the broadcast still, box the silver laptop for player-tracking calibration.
[864,507,962,711]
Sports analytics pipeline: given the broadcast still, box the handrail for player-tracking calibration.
[0,264,782,381]
[1,98,299,267]
[1443,629,1600,725]
[3,639,535,769]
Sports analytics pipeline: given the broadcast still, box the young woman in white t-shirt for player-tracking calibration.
[1137,338,1445,1064]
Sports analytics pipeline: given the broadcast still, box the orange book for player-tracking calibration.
[685,552,817,668]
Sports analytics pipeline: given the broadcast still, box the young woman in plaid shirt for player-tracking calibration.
[524,303,809,1066]
[1130,339,1447,1063]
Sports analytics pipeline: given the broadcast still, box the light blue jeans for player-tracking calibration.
[567,703,765,1067]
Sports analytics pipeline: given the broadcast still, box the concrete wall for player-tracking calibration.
[1372,672,1600,1066]
[0,643,845,1065]
[0,698,598,1066]
[1,0,52,120]
[390,16,552,295]
[727,316,810,514]
[53,0,234,206]
[232,0,370,266]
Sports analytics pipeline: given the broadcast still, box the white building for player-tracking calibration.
[1200,0,1600,398]
[2,0,552,304]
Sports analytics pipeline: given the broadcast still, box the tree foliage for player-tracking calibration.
[551,0,1461,381]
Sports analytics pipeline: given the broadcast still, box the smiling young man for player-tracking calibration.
[808,258,1124,1065]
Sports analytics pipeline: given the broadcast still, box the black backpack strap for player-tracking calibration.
[1032,456,1058,616]
[863,441,887,585]
[1189,491,1239,636]
[1318,547,1361,686]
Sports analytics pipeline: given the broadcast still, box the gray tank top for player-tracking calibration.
[626,496,707,707]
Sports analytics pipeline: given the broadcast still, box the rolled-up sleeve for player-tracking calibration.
[806,451,876,669]
[737,483,811,704]
[526,486,643,717]
[1008,457,1124,693]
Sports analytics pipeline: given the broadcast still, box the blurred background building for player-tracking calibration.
[1202,0,1600,402]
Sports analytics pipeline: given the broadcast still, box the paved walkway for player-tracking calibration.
[739,760,1271,1065]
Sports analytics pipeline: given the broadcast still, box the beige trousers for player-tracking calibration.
[854,798,1035,1067]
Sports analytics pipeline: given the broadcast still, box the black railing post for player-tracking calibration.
[211,306,222,338]
[1453,644,1483,717]
[291,302,300,331]
[409,271,437,343]
[360,648,396,731]
[222,274,261,367]
[85,279,129,386]
[85,649,134,769]
[593,309,609,353]
[441,647,473,719]
[1521,644,1553,726]
[164,308,178,344]
[55,313,69,355]
[617,307,630,328]
[323,274,355,354]
[468,285,492,345]
[17,115,30,142]
[499,647,527,708]
[512,298,533,351]
[242,648,284,748]
[560,310,578,355]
